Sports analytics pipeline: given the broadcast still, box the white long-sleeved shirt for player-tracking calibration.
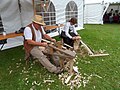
[63,22,78,39]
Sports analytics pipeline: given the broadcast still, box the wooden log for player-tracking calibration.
[69,60,74,74]
[53,53,69,58]
[55,41,62,49]
[42,39,73,49]
[59,58,64,68]
[74,39,80,50]
[41,39,54,44]
[49,47,53,55]
[41,39,76,57]
[49,44,76,58]
[64,43,73,49]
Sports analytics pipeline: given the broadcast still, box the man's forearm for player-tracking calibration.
[26,40,45,46]
[44,34,53,41]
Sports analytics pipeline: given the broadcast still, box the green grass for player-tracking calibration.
[0,24,120,90]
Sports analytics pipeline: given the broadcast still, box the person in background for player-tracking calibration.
[119,13,120,23]
[108,9,114,22]
[61,17,81,48]
[24,15,62,74]
[109,9,114,16]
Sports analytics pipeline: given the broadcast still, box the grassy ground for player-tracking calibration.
[0,24,120,90]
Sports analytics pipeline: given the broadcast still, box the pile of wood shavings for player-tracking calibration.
[58,55,92,89]
[58,71,92,90]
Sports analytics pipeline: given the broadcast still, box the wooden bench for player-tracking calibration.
[0,24,64,40]
[0,33,23,50]
[0,24,64,50]
[0,33,23,41]
[44,24,64,31]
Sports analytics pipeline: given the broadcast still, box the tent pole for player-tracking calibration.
[32,0,36,15]
[83,0,85,26]
[118,3,120,11]
[18,0,23,27]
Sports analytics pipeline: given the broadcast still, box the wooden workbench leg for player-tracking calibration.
[49,47,53,55]
[69,59,74,74]
[59,58,64,69]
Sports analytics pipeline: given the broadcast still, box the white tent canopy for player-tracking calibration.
[85,0,120,4]
[0,0,84,50]
[84,0,120,24]
[84,2,105,24]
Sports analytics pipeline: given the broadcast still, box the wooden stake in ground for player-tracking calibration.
[80,40,94,55]
[89,53,109,57]
[80,40,109,57]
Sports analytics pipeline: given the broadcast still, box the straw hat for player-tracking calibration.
[32,15,46,25]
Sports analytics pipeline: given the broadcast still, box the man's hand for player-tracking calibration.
[76,36,81,39]
[41,42,48,47]
[51,39,56,42]
[72,36,81,40]
[72,37,76,40]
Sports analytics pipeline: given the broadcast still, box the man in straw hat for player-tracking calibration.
[24,15,62,74]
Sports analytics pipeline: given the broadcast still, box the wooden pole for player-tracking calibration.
[80,40,94,55]
[89,53,109,57]
[18,0,23,26]
[32,0,36,15]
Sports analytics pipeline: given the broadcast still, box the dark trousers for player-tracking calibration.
[63,32,77,47]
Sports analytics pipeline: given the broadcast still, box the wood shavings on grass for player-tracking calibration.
[93,85,96,89]
[16,62,22,68]
[58,55,93,89]
[30,86,36,90]
[91,74,102,79]
[94,49,106,54]
[58,70,93,89]
[12,58,15,61]
[58,56,103,90]
[32,81,41,86]
[19,59,22,61]
[76,58,91,65]
[9,70,13,74]
[21,69,29,74]
[43,80,54,83]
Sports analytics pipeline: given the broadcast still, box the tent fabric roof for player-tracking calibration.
[85,0,120,4]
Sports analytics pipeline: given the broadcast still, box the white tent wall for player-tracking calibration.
[0,0,24,50]
[84,1,120,25]
[52,0,84,28]
[48,0,84,37]
[23,0,84,30]
[0,0,22,33]
[84,3,105,24]
[0,0,84,50]
[20,0,34,27]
